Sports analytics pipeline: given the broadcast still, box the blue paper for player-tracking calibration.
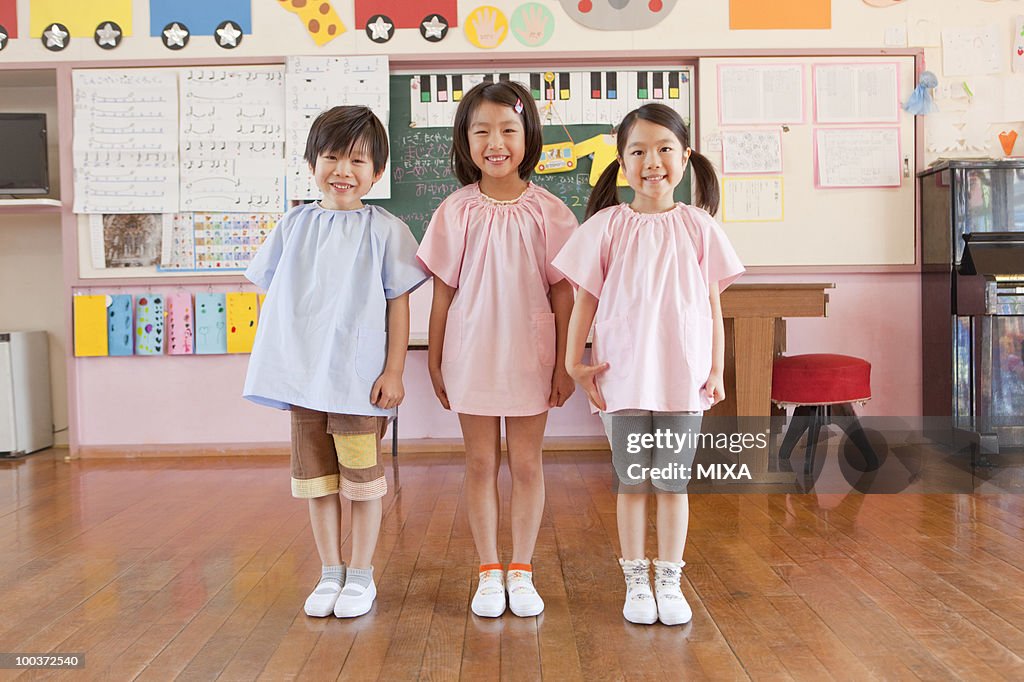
[149,0,251,36]
[107,294,134,357]
[195,293,227,355]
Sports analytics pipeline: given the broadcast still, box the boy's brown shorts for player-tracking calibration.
[290,405,389,501]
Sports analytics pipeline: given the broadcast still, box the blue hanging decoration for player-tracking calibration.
[903,71,939,115]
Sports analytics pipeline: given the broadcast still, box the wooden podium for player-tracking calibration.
[709,283,834,474]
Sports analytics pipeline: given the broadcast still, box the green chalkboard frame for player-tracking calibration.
[369,73,693,241]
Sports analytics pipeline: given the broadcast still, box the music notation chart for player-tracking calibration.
[285,56,391,201]
[160,212,279,271]
[73,70,180,214]
[180,68,287,213]
[409,69,692,128]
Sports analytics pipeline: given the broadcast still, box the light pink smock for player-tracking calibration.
[552,202,745,413]
[417,182,578,416]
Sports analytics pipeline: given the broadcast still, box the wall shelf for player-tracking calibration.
[0,198,63,214]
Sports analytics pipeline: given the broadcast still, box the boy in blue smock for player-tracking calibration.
[243,106,428,618]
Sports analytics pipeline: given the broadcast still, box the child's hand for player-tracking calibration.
[703,371,725,406]
[371,369,405,410]
[568,361,609,411]
[428,364,451,410]
[548,368,576,408]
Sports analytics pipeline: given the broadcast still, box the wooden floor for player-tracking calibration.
[2,449,1024,681]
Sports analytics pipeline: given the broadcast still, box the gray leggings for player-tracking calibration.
[600,410,703,493]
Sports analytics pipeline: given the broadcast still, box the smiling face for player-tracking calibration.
[618,118,689,213]
[467,100,527,191]
[311,140,383,211]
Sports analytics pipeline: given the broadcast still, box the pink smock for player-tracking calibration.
[417,182,578,416]
[552,202,745,413]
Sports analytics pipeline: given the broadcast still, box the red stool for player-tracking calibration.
[771,354,877,476]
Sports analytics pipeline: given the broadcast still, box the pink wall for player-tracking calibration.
[75,273,920,447]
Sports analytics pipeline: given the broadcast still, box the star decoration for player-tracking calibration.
[421,15,449,42]
[215,20,242,49]
[42,23,69,50]
[0,26,8,51]
[162,22,189,49]
[94,21,122,49]
[366,15,394,43]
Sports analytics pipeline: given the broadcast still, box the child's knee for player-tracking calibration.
[329,415,388,501]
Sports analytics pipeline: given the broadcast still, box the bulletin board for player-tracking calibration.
[698,55,917,267]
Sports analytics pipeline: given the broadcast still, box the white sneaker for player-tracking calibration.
[304,577,343,618]
[620,558,657,625]
[334,579,376,618]
[653,559,692,625]
[471,568,506,617]
[507,568,544,617]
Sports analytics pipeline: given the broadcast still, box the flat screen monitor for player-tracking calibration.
[0,114,49,195]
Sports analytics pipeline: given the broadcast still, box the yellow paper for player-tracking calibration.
[73,295,109,357]
[226,292,259,354]
[31,0,133,38]
[729,0,830,30]
[465,6,508,49]
[275,0,345,46]
[574,134,628,187]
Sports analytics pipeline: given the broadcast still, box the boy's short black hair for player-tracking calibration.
[303,106,389,174]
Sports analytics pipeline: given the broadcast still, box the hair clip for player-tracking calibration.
[513,98,524,114]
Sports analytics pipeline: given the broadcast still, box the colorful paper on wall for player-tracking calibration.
[225,292,259,353]
[277,0,346,45]
[465,6,508,49]
[30,0,132,37]
[107,294,134,357]
[195,293,227,355]
[557,0,675,30]
[135,294,165,355]
[355,0,457,28]
[729,0,830,30]
[166,292,194,355]
[73,295,109,357]
[149,0,250,36]
[0,0,18,38]
[1014,16,1024,74]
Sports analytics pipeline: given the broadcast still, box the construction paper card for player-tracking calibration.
[195,293,227,355]
[729,0,830,30]
[135,294,165,356]
[225,292,258,354]
[73,295,108,357]
[355,0,457,28]
[30,0,132,37]
[0,0,17,38]
[149,0,250,36]
[557,0,676,30]
[166,292,194,355]
[107,294,134,357]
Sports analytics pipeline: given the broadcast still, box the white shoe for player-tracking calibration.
[471,568,506,617]
[304,577,343,617]
[334,579,376,618]
[653,559,692,625]
[620,558,657,625]
[507,568,545,617]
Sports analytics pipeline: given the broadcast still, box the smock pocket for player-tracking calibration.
[441,311,462,365]
[532,312,556,367]
[683,311,713,382]
[355,328,388,382]
[594,315,634,379]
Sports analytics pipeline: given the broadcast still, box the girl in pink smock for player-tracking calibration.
[417,81,577,619]
[554,103,744,626]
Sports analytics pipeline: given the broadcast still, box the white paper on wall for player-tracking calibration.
[72,69,179,213]
[718,64,804,125]
[813,63,900,123]
[1014,16,1024,73]
[721,130,783,174]
[941,25,1003,76]
[815,128,901,188]
[721,176,784,223]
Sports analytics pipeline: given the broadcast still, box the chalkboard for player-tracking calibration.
[370,75,691,240]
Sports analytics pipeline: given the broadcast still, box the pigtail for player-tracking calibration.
[586,160,622,219]
[688,150,720,217]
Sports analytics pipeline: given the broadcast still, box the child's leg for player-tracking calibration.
[601,410,655,560]
[655,493,688,562]
[617,493,649,560]
[458,413,502,565]
[329,414,389,618]
[504,412,549,617]
[504,412,548,565]
[290,406,346,617]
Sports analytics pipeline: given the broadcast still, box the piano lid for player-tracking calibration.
[959,232,1024,277]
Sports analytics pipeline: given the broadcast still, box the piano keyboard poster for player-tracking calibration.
[409,69,692,128]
